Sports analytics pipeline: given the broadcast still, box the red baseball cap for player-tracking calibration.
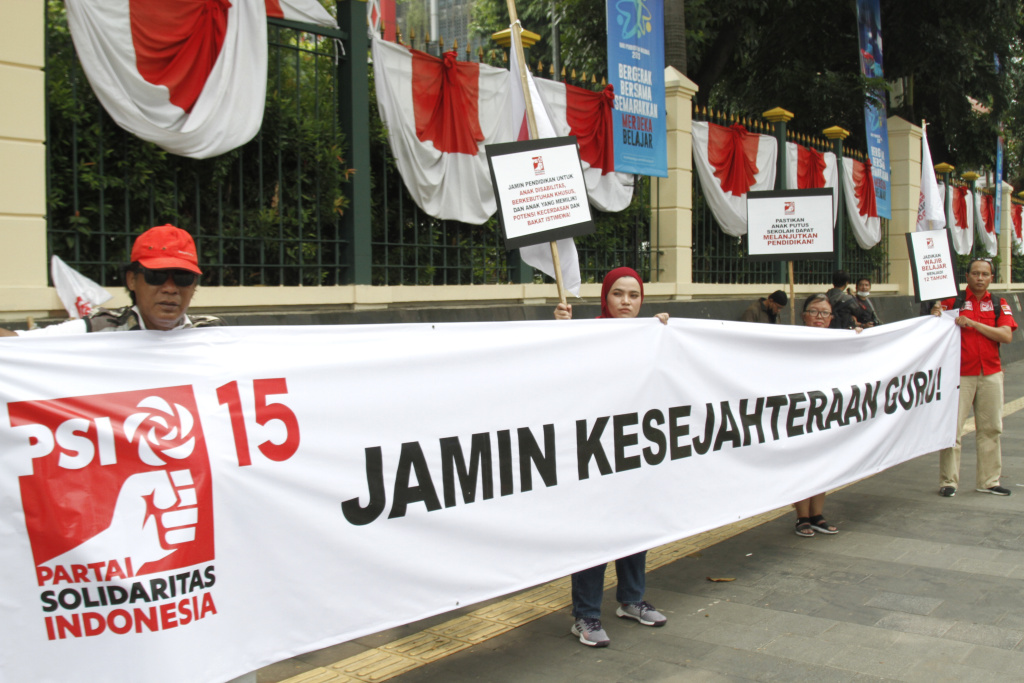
[130,224,202,274]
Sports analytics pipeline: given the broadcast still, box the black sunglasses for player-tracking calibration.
[137,266,198,287]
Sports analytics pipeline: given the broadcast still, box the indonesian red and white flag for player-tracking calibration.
[938,183,974,255]
[507,39,581,296]
[785,142,838,227]
[841,157,881,249]
[975,185,998,256]
[266,0,337,27]
[372,36,514,225]
[916,123,945,231]
[1012,203,1023,256]
[691,121,777,237]
[65,0,336,160]
[50,255,112,319]
[366,0,398,41]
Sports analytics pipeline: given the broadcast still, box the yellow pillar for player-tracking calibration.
[651,66,697,294]
[0,0,52,317]
[885,116,921,295]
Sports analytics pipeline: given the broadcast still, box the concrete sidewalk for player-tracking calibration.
[259,361,1024,683]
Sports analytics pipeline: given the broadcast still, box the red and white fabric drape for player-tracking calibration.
[65,0,337,159]
[371,37,511,224]
[1012,203,1023,256]
[917,127,945,232]
[840,157,881,249]
[785,142,838,227]
[938,184,974,255]
[266,0,336,26]
[371,36,632,225]
[66,0,265,159]
[691,121,777,237]
[975,189,998,256]
[533,80,633,212]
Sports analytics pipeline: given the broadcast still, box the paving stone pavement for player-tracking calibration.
[258,361,1024,683]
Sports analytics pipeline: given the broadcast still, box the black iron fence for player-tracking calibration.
[45,5,349,288]
[691,105,890,287]
[49,6,907,295]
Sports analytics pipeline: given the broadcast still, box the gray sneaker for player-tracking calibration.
[616,600,667,626]
[976,486,1011,496]
[571,617,610,647]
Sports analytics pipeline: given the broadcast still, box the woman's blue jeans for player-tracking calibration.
[570,551,646,618]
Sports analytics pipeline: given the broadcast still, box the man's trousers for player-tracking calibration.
[939,372,1004,490]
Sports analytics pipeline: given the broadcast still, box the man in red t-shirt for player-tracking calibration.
[931,258,1017,497]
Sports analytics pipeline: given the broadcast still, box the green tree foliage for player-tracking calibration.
[471,0,609,78]
[46,2,350,287]
[710,1,1023,178]
[475,0,1024,188]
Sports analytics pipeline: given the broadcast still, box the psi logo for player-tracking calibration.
[11,386,215,578]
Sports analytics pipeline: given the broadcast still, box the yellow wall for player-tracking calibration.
[0,0,52,317]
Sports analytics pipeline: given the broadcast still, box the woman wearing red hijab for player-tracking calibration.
[554,267,668,647]
[554,266,670,324]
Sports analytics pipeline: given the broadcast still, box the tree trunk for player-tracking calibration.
[665,0,686,74]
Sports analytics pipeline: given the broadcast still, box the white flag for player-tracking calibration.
[916,122,946,231]
[50,255,112,319]
[509,29,582,297]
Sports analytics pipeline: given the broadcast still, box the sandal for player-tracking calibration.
[808,515,838,534]
[795,519,814,537]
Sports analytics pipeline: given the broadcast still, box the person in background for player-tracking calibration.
[740,290,787,324]
[850,277,881,328]
[793,293,841,537]
[554,267,668,647]
[826,270,857,330]
[931,258,1017,497]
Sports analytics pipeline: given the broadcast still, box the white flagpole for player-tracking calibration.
[505,0,567,306]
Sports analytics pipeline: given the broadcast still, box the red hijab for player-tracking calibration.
[599,267,644,318]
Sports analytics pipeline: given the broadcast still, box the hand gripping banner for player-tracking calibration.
[0,318,958,682]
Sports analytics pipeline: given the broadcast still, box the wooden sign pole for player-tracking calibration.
[504,0,566,305]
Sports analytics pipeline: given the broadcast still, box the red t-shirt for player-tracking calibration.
[939,290,1017,376]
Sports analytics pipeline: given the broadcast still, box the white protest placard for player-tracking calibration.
[906,229,958,302]
[747,189,834,260]
[486,137,595,249]
[0,318,959,682]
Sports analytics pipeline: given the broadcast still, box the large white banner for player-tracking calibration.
[0,317,959,682]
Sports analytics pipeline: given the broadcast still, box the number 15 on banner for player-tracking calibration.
[216,378,300,466]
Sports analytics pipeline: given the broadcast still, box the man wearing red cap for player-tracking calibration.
[0,225,221,336]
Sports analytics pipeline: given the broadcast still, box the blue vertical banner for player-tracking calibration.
[606,0,668,178]
[995,137,1004,234]
[994,54,1004,235]
[855,0,892,219]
